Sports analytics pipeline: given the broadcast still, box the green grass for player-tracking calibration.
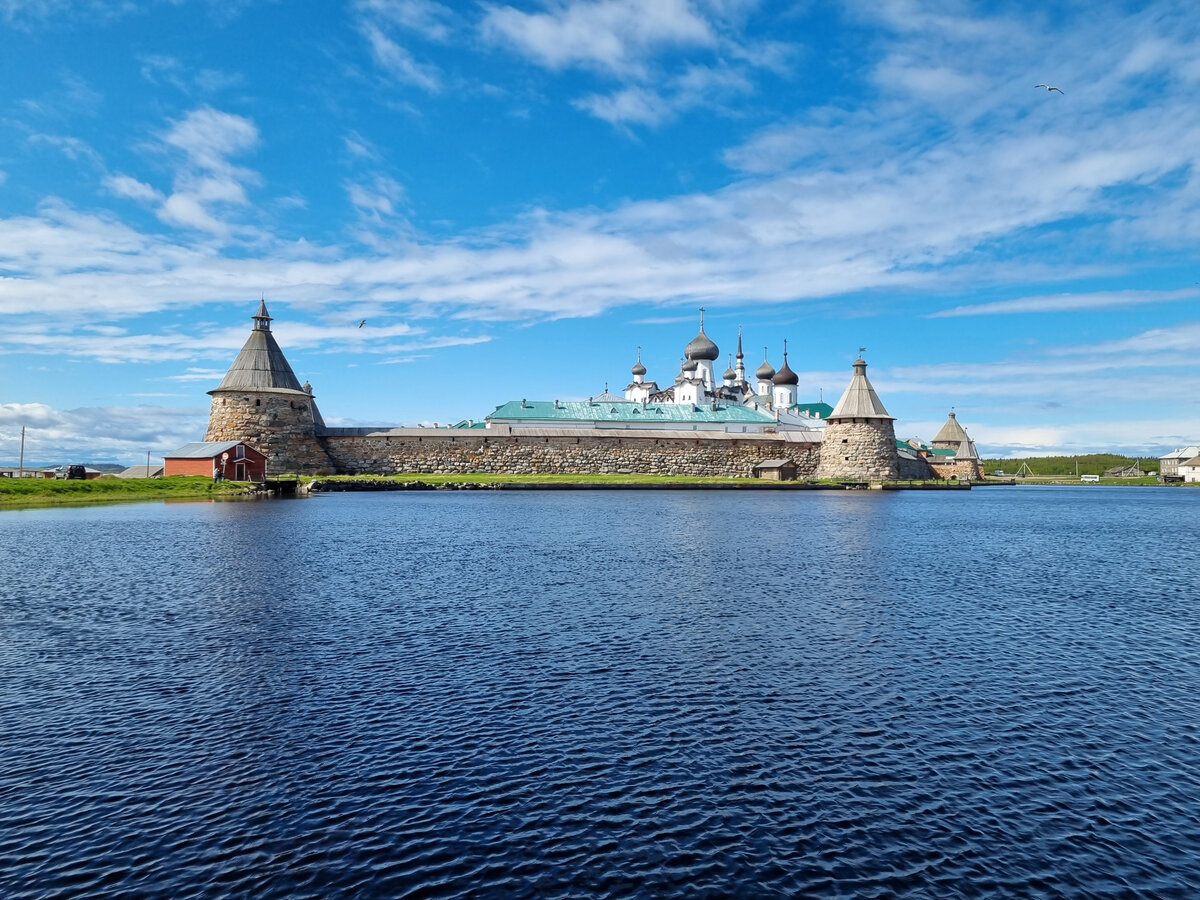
[303,472,753,485]
[990,475,1164,486]
[0,476,251,508]
[302,473,967,488]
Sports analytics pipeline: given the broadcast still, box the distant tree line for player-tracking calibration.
[979,453,1157,477]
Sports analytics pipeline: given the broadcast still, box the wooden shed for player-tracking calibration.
[753,458,798,481]
[164,441,267,481]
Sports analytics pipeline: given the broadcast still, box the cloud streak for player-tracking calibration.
[929,289,1200,318]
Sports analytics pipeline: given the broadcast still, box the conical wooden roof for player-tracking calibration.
[932,410,969,444]
[211,301,304,393]
[828,357,893,420]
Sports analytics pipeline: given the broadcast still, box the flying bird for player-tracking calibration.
[1035,83,1064,94]
[357,319,366,328]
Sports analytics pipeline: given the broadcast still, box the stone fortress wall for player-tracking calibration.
[318,428,820,478]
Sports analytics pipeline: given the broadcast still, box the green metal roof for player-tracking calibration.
[792,402,834,418]
[930,447,958,457]
[488,399,777,425]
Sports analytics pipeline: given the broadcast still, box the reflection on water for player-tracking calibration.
[1,487,1199,898]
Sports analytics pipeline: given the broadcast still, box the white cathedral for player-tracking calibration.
[487,310,830,434]
[623,310,830,427]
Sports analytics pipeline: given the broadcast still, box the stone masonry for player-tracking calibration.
[321,430,819,479]
[815,419,902,481]
[205,392,333,475]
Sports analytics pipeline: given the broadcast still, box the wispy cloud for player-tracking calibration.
[355,0,456,42]
[480,0,715,78]
[101,106,261,238]
[479,0,781,128]
[138,55,243,95]
[929,289,1200,318]
[360,21,443,91]
[575,61,754,127]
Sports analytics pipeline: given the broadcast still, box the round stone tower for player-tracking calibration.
[815,354,901,481]
[204,300,333,475]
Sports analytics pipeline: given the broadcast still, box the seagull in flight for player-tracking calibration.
[357,319,366,328]
[1035,83,1064,94]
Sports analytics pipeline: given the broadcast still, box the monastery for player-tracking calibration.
[193,301,983,482]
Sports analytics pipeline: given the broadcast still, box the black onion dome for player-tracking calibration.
[773,356,799,386]
[723,365,736,380]
[756,357,775,381]
[632,359,647,376]
[685,330,719,361]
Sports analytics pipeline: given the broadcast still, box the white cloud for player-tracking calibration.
[104,174,163,204]
[139,54,243,95]
[361,21,442,91]
[355,0,455,41]
[576,61,754,126]
[158,193,231,236]
[574,85,673,127]
[161,105,258,174]
[346,175,407,220]
[480,0,715,78]
[101,107,262,239]
[0,401,208,464]
[166,367,228,383]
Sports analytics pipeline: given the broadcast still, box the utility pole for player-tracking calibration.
[146,449,151,476]
[18,426,25,478]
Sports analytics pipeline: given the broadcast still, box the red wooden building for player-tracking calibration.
[164,441,267,481]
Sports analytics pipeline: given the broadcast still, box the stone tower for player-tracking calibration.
[815,354,901,481]
[931,410,983,481]
[205,301,332,475]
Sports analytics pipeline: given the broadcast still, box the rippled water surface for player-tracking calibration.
[2,487,1199,898]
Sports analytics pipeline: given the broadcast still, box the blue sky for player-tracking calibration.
[2,0,1199,464]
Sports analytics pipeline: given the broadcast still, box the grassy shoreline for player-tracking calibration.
[0,476,252,509]
[303,472,754,485]
[5,471,1180,510]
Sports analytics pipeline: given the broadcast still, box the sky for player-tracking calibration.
[2,0,1200,465]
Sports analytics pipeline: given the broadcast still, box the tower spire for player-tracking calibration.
[253,298,273,331]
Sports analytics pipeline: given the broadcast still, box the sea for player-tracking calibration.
[1,486,1198,898]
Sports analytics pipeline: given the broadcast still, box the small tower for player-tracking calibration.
[755,348,775,398]
[624,346,656,402]
[815,352,901,481]
[772,340,799,408]
[734,326,746,386]
[931,409,983,480]
[205,300,332,475]
[675,358,704,405]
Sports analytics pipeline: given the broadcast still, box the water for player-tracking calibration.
[2,487,1199,898]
